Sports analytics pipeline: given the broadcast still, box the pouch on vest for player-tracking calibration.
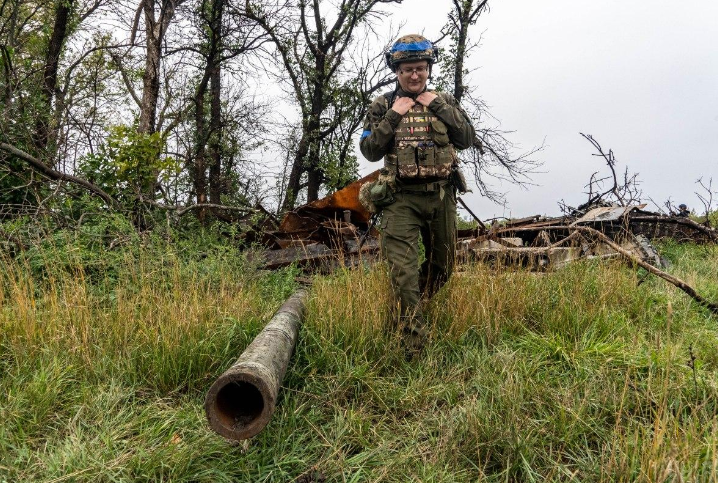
[396,145,419,178]
[416,143,435,167]
[430,120,450,146]
[416,144,436,178]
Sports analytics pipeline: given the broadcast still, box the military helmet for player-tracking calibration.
[679,203,688,210]
[385,34,439,70]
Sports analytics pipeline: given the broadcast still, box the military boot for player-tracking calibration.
[400,313,428,360]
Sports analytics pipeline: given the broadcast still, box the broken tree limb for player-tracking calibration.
[457,196,487,232]
[516,225,718,315]
[549,230,582,248]
[0,143,259,219]
[0,142,118,208]
[205,288,308,440]
[138,196,258,217]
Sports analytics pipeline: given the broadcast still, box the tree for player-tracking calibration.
[242,0,400,212]
[436,0,542,202]
[188,0,266,222]
[133,0,183,136]
[0,0,106,209]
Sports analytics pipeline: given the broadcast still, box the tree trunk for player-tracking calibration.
[193,74,209,224]
[136,0,178,201]
[191,0,225,222]
[1,0,20,114]
[208,0,224,206]
[281,134,308,212]
[306,128,322,202]
[34,0,75,158]
[208,63,222,205]
[453,15,468,104]
[138,1,162,135]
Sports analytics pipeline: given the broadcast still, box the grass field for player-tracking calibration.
[2,238,718,482]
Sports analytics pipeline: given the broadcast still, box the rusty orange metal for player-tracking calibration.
[279,170,379,234]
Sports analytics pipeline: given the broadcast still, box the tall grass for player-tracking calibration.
[2,239,718,482]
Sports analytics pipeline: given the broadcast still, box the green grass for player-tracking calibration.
[2,239,718,482]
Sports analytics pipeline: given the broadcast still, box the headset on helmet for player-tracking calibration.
[384,34,440,70]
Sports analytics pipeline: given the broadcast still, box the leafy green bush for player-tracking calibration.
[78,125,181,202]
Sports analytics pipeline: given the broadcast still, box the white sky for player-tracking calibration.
[356,0,718,219]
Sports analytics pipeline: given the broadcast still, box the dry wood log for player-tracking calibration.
[630,215,718,242]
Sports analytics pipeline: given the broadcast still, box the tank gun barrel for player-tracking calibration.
[204,289,308,440]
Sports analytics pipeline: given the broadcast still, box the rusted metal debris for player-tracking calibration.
[254,171,380,271]
[461,204,717,270]
[248,171,716,272]
[457,206,718,316]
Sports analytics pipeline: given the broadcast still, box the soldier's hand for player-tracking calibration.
[416,91,437,107]
[391,96,415,116]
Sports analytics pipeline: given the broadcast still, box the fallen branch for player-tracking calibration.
[175,203,257,217]
[457,196,487,232]
[0,142,118,208]
[0,143,260,219]
[508,224,718,315]
[549,230,582,248]
[139,197,258,217]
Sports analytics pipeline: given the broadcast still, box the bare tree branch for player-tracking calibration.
[0,142,117,207]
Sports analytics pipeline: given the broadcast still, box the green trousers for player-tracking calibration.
[380,182,457,321]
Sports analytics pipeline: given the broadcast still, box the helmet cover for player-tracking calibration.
[385,34,439,70]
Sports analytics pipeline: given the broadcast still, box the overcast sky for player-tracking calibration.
[356,0,718,219]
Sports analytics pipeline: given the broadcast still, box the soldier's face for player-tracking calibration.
[396,61,429,95]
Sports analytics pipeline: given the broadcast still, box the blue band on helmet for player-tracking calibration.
[391,40,433,53]
[360,130,371,140]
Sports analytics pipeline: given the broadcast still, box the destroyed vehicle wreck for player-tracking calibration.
[460,204,716,270]
[253,170,717,272]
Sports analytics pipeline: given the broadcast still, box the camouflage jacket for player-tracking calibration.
[359,88,476,165]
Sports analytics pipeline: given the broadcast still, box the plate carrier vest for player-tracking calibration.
[382,93,456,179]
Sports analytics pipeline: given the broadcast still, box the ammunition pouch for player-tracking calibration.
[385,102,454,180]
[430,120,450,146]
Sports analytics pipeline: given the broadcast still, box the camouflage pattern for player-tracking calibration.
[358,84,475,352]
[358,181,376,213]
[387,103,455,179]
[359,170,397,213]
[359,89,475,172]
[386,34,437,70]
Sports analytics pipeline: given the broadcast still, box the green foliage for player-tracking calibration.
[2,234,718,481]
[313,78,365,195]
[456,213,478,230]
[693,209,718,228]
[79,125,180,201]
[317,145,358,193]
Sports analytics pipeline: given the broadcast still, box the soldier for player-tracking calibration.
[677,203,690,217]
[359,34,476,355]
